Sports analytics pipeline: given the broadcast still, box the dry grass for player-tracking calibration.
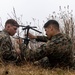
[0,63,75,75]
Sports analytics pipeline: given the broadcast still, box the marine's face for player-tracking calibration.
[6,24,18,36]
[45,25,53,39]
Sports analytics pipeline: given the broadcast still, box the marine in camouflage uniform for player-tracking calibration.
[0,19,20,64]
[0,30,17,62]
[24,20,73,68]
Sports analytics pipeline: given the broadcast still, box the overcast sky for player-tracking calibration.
[0,0,75,31]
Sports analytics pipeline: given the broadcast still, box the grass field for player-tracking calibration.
[0,63,75,75]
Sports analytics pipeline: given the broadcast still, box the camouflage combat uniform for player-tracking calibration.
[24,33,73,68]
[0,30,17,63]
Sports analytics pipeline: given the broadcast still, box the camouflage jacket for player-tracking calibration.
[24,33,73,67]
[0,30,17,62]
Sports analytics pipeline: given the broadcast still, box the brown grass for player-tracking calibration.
[0,63,75,75]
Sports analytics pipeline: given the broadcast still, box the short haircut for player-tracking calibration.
[5,19,19,27]
[44,20,59,30]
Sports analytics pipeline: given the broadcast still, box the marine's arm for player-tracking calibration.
[36,36,48,42]
[28,33,48,42]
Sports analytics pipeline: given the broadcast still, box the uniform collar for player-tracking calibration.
[51,33,63,41]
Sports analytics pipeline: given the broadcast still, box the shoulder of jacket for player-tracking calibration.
[0,31,7,38]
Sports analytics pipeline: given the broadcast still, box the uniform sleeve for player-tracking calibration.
[36,36,48,42]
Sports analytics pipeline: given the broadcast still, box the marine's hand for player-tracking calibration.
[16,49,21,55]
[15,38,23,45]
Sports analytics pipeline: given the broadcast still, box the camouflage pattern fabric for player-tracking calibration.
[0,30,17,63]
[24,33,73,68]
[36,36,48,42]
[33,57,50,68]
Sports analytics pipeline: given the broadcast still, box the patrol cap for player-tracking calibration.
[5,19,19,27]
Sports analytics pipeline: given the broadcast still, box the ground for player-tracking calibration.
[0,62,75,75]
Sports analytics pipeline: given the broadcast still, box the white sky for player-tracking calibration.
[0,0,75,34]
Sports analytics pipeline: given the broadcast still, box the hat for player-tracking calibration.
[5,19,19,27]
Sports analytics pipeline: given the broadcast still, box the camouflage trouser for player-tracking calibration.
[33,57,50,68]
[33,57,74,69]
